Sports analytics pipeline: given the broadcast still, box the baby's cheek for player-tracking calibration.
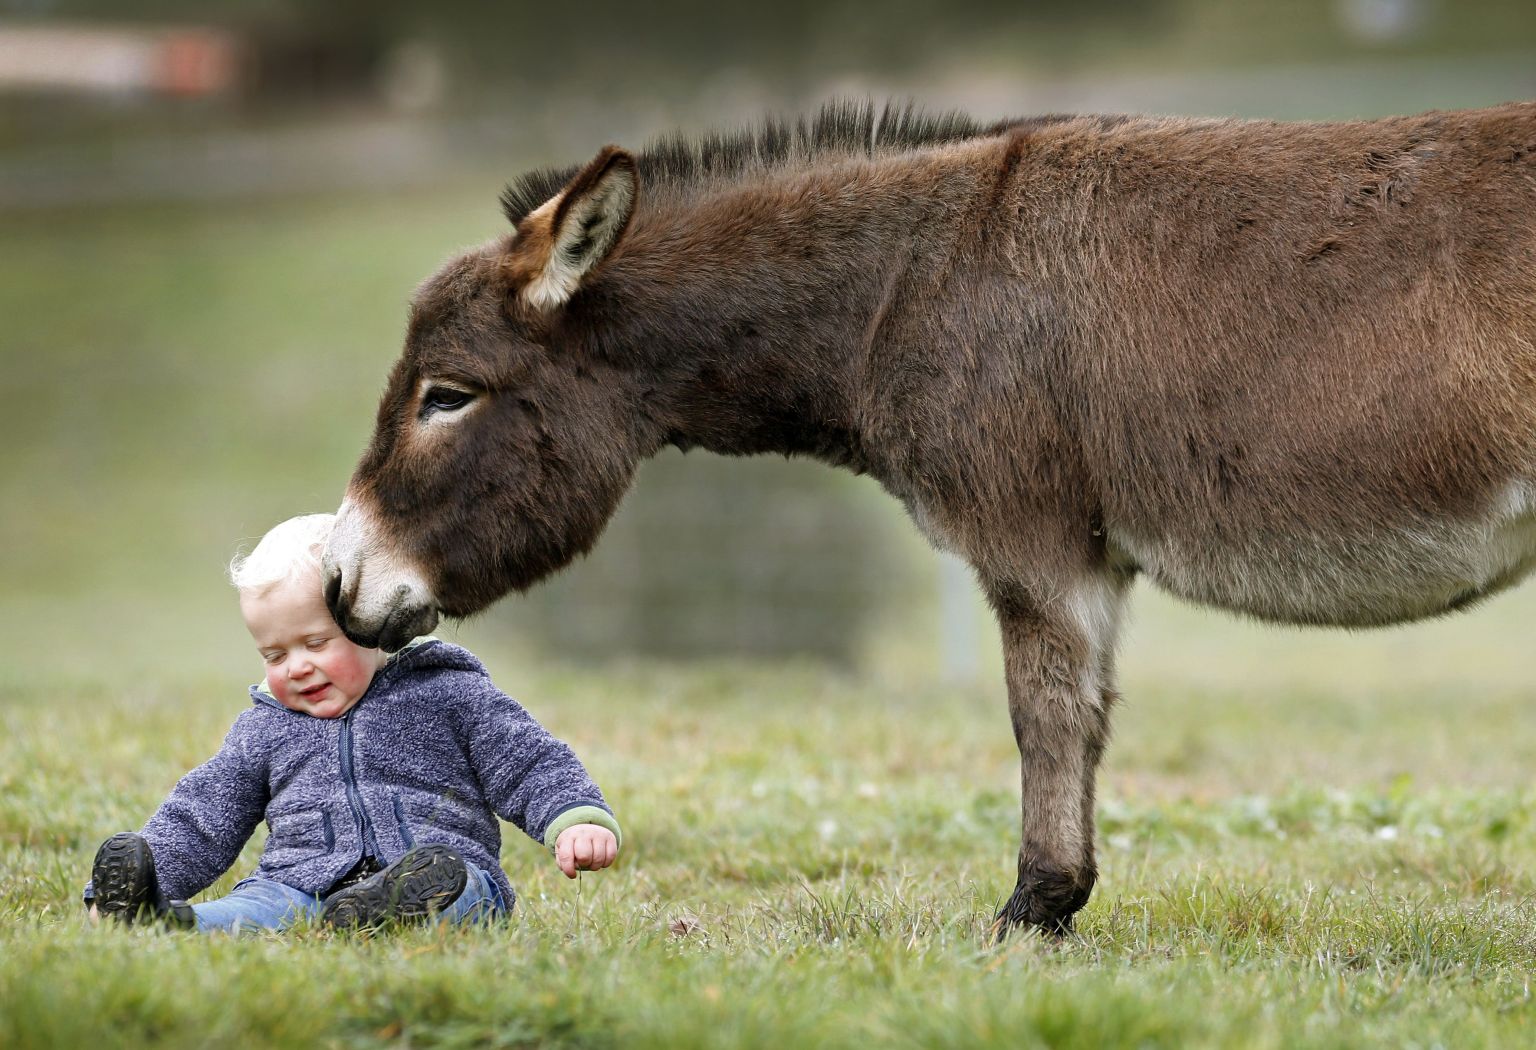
[268,677,303,712]
[337,653,378,695]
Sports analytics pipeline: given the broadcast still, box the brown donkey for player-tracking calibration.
[323,100,1536,936]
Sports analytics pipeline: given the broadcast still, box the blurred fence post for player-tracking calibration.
[938,552,979,684]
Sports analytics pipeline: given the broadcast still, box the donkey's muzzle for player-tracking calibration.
[325,565,439,652]
[324,497,441,651]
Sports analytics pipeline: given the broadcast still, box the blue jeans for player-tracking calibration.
[191,863,507,933]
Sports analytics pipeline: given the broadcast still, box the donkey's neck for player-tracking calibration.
[573,150,991,472]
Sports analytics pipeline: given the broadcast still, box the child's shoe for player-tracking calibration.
[90,832,195,929]
[320,845,468,929]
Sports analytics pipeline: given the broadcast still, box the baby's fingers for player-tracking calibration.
[556,838,577,879]
[580,832,616,871]
[572,833,595,870]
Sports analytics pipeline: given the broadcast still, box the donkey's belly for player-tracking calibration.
[1107,484,1536,627]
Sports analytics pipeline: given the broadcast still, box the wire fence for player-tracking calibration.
[488,450,943,665]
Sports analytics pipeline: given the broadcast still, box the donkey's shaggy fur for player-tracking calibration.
[326,100,1536,936]
[503,101,1002,222]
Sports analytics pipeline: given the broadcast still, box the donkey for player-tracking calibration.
[323,99,1536,936]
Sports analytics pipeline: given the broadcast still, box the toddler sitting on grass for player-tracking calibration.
[86,513,620,932]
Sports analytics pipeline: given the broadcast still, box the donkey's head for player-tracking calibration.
[325,147,649,650]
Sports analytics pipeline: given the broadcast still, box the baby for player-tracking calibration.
[86,513,620,932]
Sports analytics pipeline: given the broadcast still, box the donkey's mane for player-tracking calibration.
[500,99,1042,225]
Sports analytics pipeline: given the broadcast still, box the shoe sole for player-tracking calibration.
[322,846,468,929]
[92,833,155,923]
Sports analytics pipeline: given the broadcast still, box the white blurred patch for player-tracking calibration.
[1336,0,1425,44]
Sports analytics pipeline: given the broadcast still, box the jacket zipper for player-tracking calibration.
[339,708,381,859]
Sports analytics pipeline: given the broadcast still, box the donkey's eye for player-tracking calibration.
[421,387,474,416]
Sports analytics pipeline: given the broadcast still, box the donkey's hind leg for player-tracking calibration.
[986,571,1128,939]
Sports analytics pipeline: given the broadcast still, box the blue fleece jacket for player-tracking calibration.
[87,640,618,907]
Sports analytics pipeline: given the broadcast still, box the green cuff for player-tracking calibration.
[542,805,623,854]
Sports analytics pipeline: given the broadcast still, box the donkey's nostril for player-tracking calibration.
[324,568,344,621]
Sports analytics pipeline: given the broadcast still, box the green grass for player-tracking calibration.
[4,642,1536,1048]
[5,183,1536,1047]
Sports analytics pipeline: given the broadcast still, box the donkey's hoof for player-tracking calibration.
[989,904,1075,943]
[991,863,1094,942]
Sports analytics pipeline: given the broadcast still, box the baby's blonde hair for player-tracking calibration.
[229,513,334,592]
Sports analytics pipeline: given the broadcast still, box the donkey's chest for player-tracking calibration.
[1108,482,1536,627]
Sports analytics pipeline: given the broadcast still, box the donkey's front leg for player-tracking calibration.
[987,577,1123,939]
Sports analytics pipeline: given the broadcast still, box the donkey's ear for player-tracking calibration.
[521,146,637,310]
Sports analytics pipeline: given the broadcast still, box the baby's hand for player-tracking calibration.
[554,823,618,879]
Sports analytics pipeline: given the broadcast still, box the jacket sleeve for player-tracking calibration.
[109,709,269,903]
[458,681,620,851]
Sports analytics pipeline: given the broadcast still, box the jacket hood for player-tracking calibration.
[249,637,487,710]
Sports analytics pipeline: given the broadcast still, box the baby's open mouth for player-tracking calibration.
[298,683,330,697]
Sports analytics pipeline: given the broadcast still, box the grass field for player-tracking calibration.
[5,609,1536,1049]
[4,184,1536,1048]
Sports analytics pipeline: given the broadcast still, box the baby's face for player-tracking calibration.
[241,571,386,718]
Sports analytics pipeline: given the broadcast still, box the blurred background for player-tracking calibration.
[3,0,1535,697]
